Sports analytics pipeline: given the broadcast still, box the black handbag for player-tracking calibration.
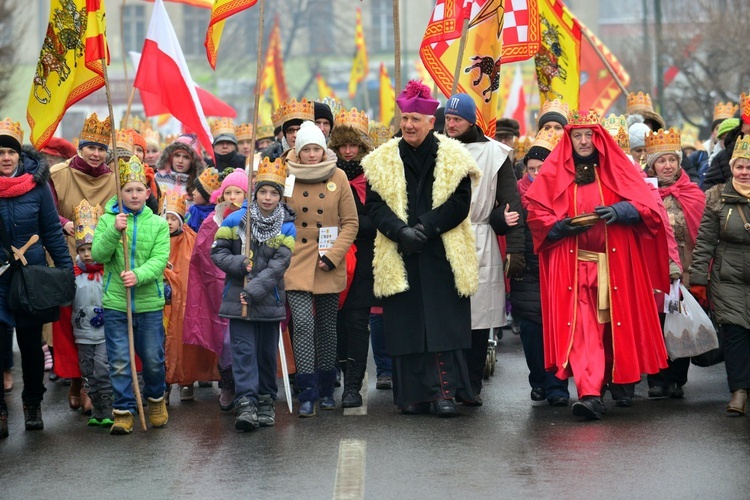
[0,217,75,324]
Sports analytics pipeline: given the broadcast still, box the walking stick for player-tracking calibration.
[101,60,148,431]
[242,0,266,318]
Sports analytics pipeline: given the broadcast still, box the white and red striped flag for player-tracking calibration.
[503,64,526,135]
[133,0,214,158]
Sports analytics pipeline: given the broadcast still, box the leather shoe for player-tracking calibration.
[456,393,483,406]
[548,396,569,407]
[298,400,317,418]
[727,389,747,416]
[401,402,430,415]
[648,385,668,398]
[615,396,633,408]
[530,387,546,401]
[572,397,605,420]
[432,398,458,418]
[668,383,684,399]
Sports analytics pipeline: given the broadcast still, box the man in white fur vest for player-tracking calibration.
[361,81,481,417]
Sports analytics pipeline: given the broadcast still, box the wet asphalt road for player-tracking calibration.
[2,332,749,499]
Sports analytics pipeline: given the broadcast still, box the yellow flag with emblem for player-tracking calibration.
[348,8,368,99]
[535,0,582,110]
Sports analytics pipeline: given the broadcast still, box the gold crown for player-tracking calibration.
[568,109,601,126]
[611,126,630,152]
[368,122,393,149]
[336,107,369,135]
[713,102,739,122]
[626,91,654,115]
[532,129,562,152]
[272,98,315,126]
[645,128,682,155]
[162,189,187,218]
[539,99,570,122]
[601,114,628,133]
[114,129,134,153]
[210,118,236,137]
[143,128,160,145]
[80,113,112,145]
[257,124,275,139]
[118,155,148,186]
[73,199,101,248]
[256,157,287,188]
[320,97,343,118]
[732,134,750,162]
[129,116,146,133]
[0,117,23,145]
[513,135,534,157]
[236,123,253,141]
[197,167,222,193]
[741,93,750,121]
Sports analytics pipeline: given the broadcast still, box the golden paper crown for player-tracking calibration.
[257,124,275,139]
[336,107,369,135]
[80,113,112,145]
[368,123,393,149]
[210,118,236,137]
[513,135,534,157]
[114,129,134,153]
[256,157,287,188]
[568,109,601,126]
[713,102,739,122]
[539,99,570,122]
[741,93,750,121]
[532,129,563,152]
[626,91,654,115]
[320,97,343,118]
[129,116,146,133]
[645,128,682,155]
[236,123,253,141]
[197,167,222,193]
[731,134,750,162]
[162,189,187,218]
[272,99,315,126]
[118,155,148,187]
[601,114,628,133]
[0,117,23,145]
[73,199,101,248]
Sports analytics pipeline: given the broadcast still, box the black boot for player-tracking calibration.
[23,402,44,431]
[341,360,366,408]
[218,365,235,412]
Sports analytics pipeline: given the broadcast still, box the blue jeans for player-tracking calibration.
[518,318,569,400]
[104,309,165,414]
[369,313,391,377]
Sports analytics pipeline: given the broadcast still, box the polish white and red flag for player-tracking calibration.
[503,64,527,135]
[133,0,214,158]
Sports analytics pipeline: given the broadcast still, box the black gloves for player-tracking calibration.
[505,253,526,278]
[397,226,427,254]
[594,201,640,225]
[547,218,591,241]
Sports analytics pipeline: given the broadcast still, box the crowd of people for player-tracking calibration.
[1,83,748,438]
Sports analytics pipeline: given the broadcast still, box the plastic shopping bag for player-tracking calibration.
[663,284,719,359]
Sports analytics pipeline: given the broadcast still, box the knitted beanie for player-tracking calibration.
[210,168,249,203]
[628,122,651,149]
[717,118,740,139]
[538,111,568,129]
[523,146,553,166]
[295,121,327,154]
[314,102,335,129]
[445,93,477,124]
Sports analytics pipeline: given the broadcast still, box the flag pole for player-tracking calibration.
[100,59,148,432]
[242,0,266,318]
[392,0,401,125]
[580,28,629,96]
[122,87,137,129]
[451,18,470,95]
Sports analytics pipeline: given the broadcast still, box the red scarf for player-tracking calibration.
[70,155,111,177]
[75,262,104,281]
[349,173,367,204]
[657,170,706,246]
[0,173,36,198]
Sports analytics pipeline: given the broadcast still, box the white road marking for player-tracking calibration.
[332,439,367,500]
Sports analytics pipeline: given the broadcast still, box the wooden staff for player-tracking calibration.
[121,87,137,130]
[451,18,470,95]
[101,59,147,431]
[392,0,401,125]
[242,0,266,317]
[580,27,629,96]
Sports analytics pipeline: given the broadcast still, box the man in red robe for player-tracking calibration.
[525,110,671,420]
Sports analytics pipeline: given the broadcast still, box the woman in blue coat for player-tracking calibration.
[0,120,73,438]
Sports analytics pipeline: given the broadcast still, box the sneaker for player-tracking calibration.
[235,397,260,432]
[99,417,114,427]
[147,397,169,428]
[87,417,102,426]
[110,410,134,435]
[23,403,44,431]
[180,385,195,401]
[257,395,275,427]
[376,375,392,390]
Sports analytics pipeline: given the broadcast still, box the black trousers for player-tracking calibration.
[0,322,45,409]
[465,328,490,394]
[723,324,750,392]
[1,323,12,371]
[337,306,371,370]
[647,357,690,389]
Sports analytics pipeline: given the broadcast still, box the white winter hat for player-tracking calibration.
[628,122,651,149]
[294,121,327,155]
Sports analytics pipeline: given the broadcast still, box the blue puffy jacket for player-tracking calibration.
[0,148,73,326]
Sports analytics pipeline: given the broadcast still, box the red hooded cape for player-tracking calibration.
[525,124,670,383]
[657,170,706,247]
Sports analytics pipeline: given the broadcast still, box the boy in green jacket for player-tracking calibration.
[92,155,170,435]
